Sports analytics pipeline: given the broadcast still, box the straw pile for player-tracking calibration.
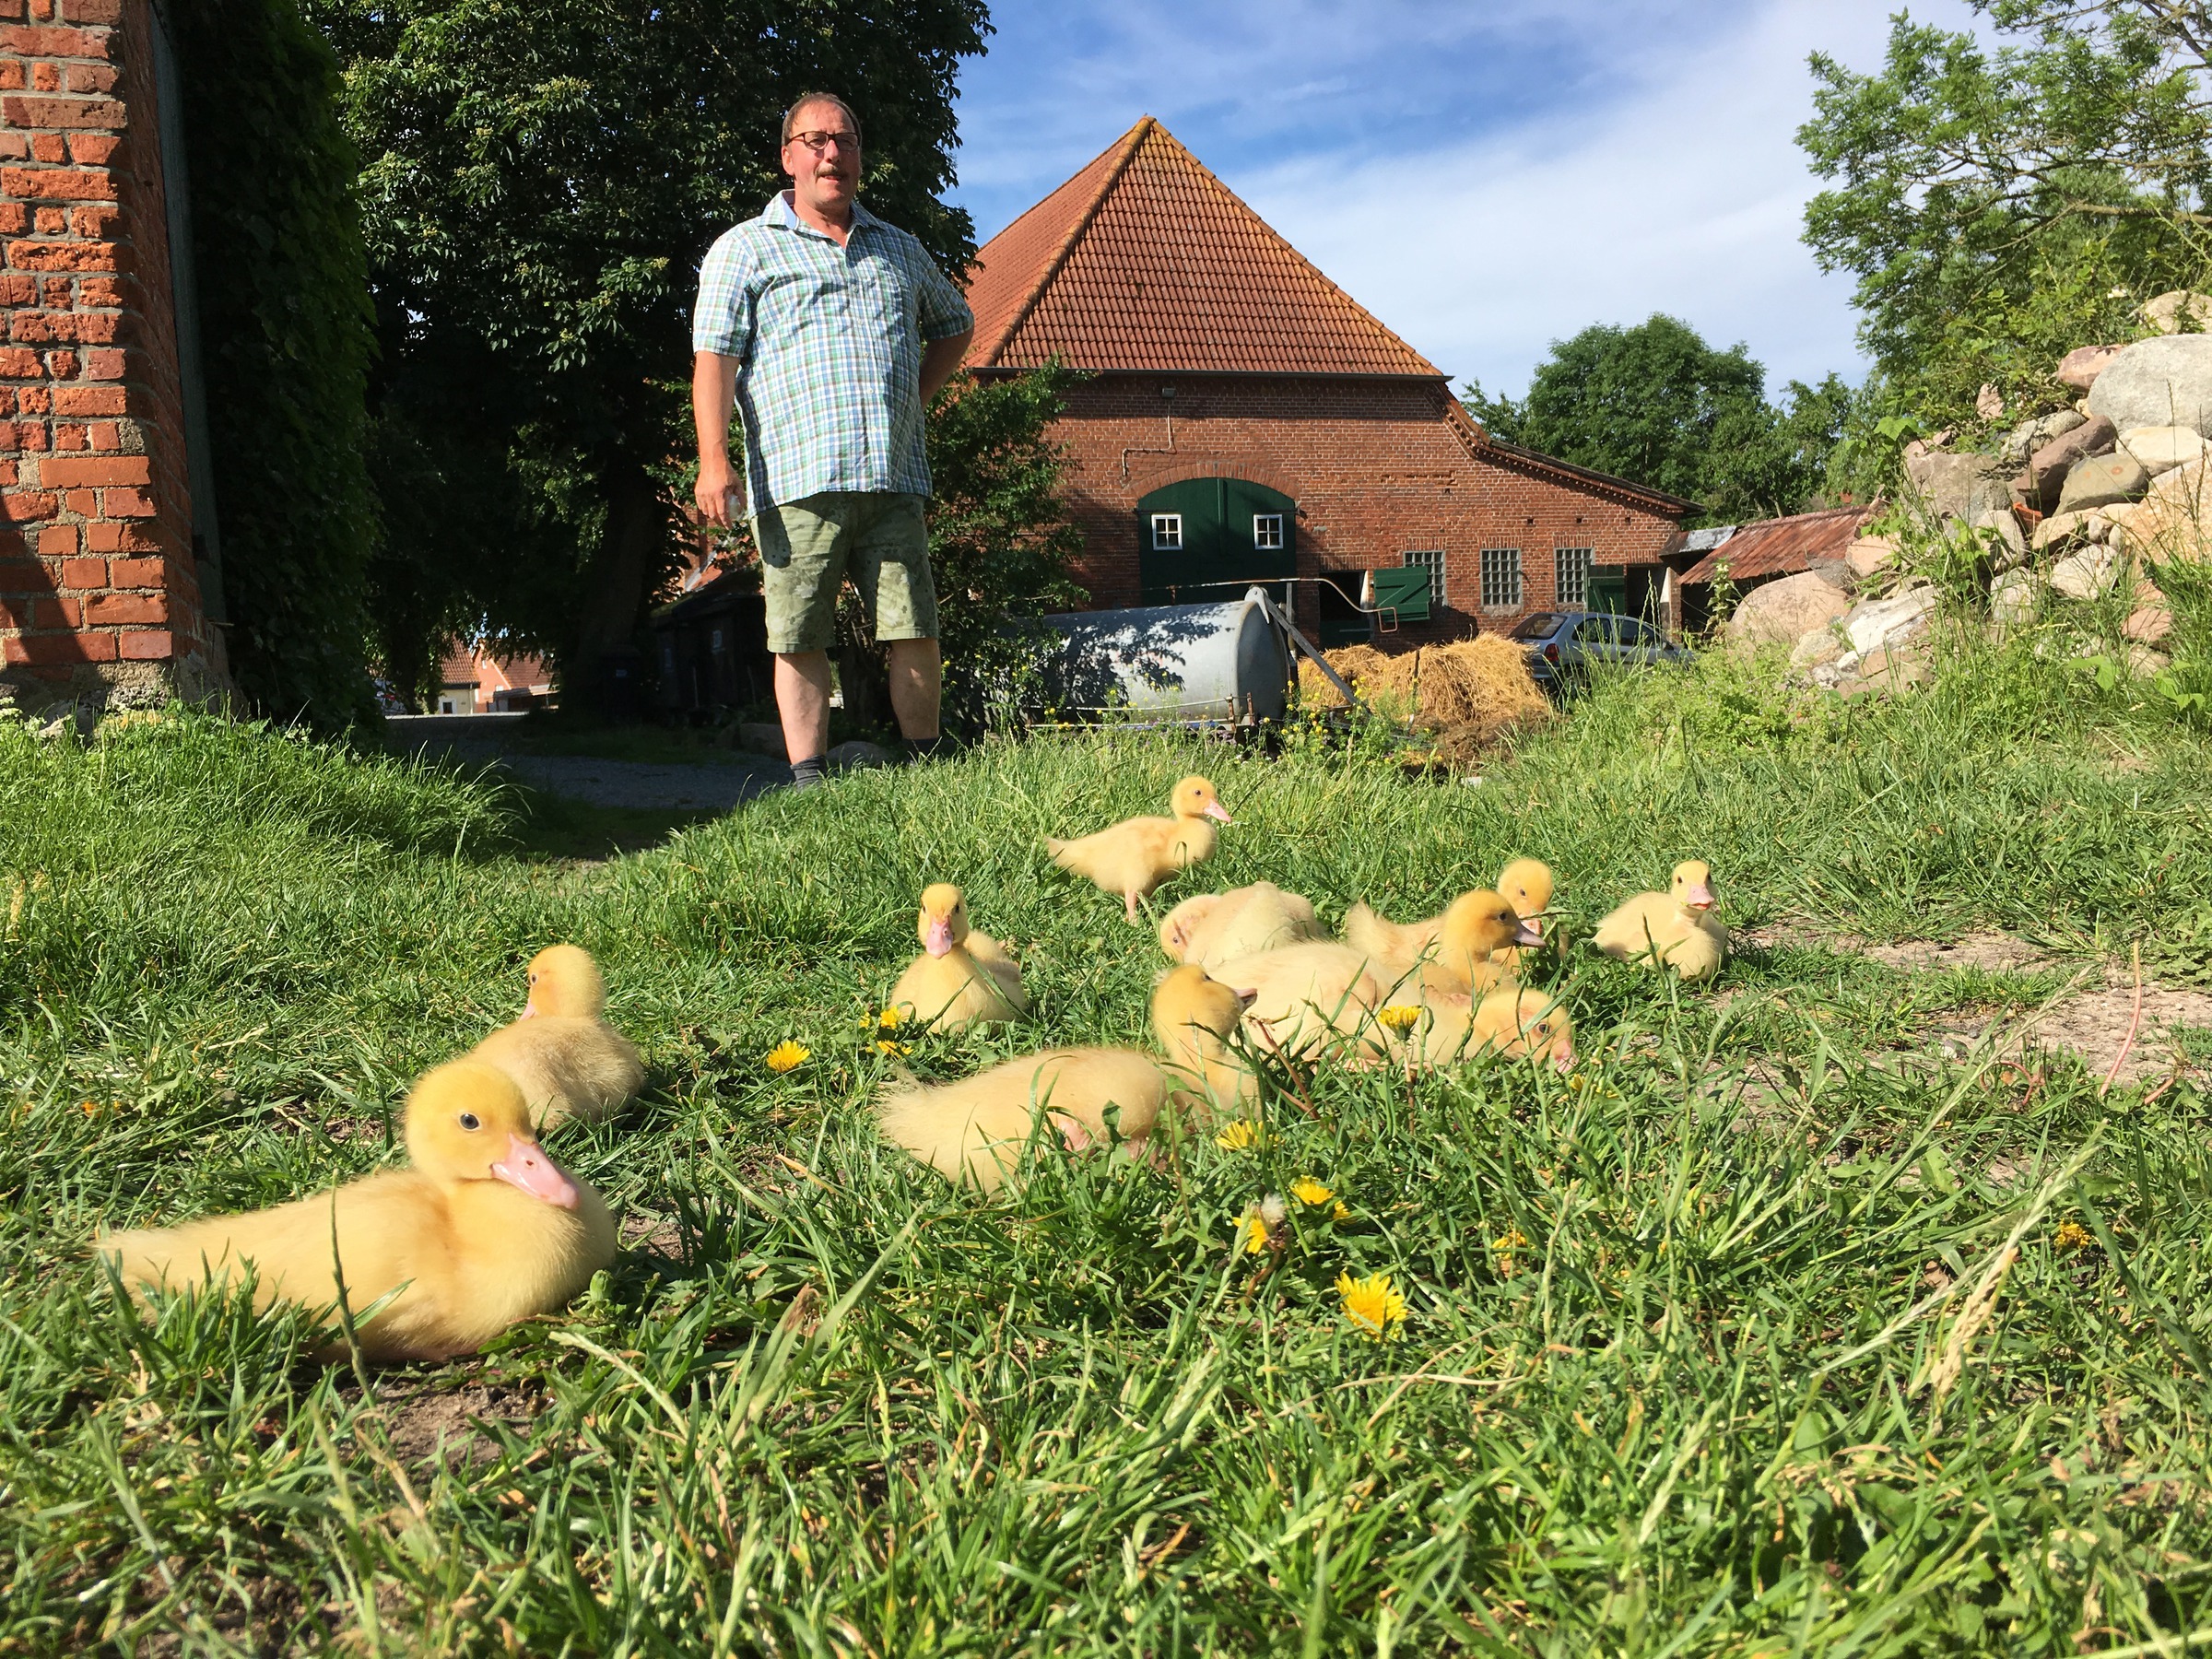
[1299,636,1554,764]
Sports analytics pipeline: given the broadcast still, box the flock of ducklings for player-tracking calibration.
[94,774,1725,1365]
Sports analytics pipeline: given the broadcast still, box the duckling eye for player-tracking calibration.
[458,1112,481,1132]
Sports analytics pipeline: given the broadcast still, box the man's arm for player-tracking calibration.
[919,329,972,402]
[692,351,742,525]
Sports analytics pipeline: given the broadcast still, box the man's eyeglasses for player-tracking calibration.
[787,129,860,153]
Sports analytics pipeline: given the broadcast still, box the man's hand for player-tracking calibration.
[691,350,743,525]
[694,456,741,526]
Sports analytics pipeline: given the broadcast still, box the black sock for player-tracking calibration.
[789,754,828,789]
[906,735,945,760]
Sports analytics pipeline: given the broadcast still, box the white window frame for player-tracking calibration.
[1253,512,1285,551]
[1403,548,1446,605]
[1479,547,1524,611]
[1151,512,1183,551]
[1554,546,1594,609]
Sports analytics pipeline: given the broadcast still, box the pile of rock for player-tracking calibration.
[1724,559,1941,695]
[1888,292,2212,674]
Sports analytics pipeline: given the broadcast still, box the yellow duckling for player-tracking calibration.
[877,964,1253,1194]
[1491,857,1558,970]
[1208,940,1387,1059]
[1365,986,1577,1073]
[1592,860,1728,982]
[1346,864,1551,977]
[98,1061,616,1362]
[1158,880,1322,971]
[1342,889,1540,1000]
[886,882,1027,1031]
[467,944,645,1131]
[1045,775,1234,923]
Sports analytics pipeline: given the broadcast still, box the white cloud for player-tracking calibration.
[952,0,1990,399]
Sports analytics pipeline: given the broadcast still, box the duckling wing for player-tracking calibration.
[1592,893,1677,962]
[878,1047,1162,1193]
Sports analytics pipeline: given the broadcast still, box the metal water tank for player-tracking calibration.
[1035,586,1290,723]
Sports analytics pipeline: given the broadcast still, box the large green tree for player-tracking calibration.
[306,0,989,704]
[1799,1,2212,424]
[1465,315,1848,525]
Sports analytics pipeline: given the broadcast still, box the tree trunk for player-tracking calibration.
[569,461,666,715]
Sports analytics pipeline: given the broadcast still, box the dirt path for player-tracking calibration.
[1739,921,2212,1085]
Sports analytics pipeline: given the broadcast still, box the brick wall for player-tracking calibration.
[1007,371,1685,643]
[0,0,227,715]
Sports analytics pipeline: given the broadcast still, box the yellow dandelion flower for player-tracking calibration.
[875,1039,910,1056]
[877,1006,906,1030]
[1290,1176,1335,1206]
[1332,1200,1352,1222]
[2054,1219,2094,1252]
[1234,1209,1269,1255]
[1336,1270,1406,1339]
[1376,1005,1423,1034]
[1491,1230,1530,1253]
[763,1041,810,1074]
[78,1100,98,1118]
[1215,1119,1263,1151]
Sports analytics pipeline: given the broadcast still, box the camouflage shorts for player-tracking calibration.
[752,490,938,655]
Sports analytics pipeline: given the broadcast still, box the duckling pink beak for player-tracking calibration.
[1551,1040,1576,1075]
[1523,915,1545,939]
[519,998,538,1020]
[1203,801,1234,824]
[1684,883,1714,910]
[491,1134,581,1209]
[1513,919,1543,947]
[923,917,955,958]
[1236,987,1259,1009]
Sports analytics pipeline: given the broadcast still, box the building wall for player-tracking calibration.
[1020,372,1682,641]
[0,0,226,712]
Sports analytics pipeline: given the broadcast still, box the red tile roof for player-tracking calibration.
[965,117,1444,377]
[1679,505,1871,585]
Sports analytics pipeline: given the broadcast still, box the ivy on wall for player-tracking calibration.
[168,0,378,728]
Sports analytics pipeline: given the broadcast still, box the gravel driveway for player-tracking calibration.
[387,714,784,810]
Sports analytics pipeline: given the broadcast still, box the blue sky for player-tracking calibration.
[944,0,1984,402]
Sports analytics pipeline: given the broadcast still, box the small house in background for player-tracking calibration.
[959,117,1696,645]
[650,570,774,720]
[1666,504,1873,634]
[432,644,554,715]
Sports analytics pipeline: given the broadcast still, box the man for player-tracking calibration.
[690,91,975,790]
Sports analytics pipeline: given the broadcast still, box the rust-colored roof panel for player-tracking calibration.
[964,116,1442,377]
[1680,505,1869,584]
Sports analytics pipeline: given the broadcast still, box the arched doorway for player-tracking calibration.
[1135,477,1296,604]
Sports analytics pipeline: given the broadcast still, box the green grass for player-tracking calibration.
[6,644,2212,1655]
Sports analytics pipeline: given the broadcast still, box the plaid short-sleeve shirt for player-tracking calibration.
[692,193,974,512]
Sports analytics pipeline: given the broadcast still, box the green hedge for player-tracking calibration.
[170,0,377,729]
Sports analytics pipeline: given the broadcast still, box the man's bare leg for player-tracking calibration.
[775,651,834,783]
[887,637,942,742]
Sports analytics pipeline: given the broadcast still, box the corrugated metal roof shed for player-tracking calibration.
[1679,505,1870,584]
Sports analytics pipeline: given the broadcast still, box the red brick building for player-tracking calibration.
[0,0,228,715]
[962,118,1693,645]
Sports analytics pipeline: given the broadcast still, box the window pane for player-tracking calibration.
[1554,547,1594,609]
[1480,547,1522,609]
[1253,513,1284,551]
[1152,512,1182,550]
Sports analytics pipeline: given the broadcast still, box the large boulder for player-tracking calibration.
[1971,507,2028,571]
[1727,570,1853,649]
[2112,459,2212,564]
[2015,414,2116,509]
[1905,450,2011,522]
[1838,587,1939,659]
[2143,290,2212,335]
[2050,546,2124,600]
[2117,424,2211,477]
[2031,509,2112,552]
[2054,452,2148,514]
[2000,407,2086,465]
[2056,343,2124,392]
[1991,567,2040,629]
[2086,334,2212,435]
[1844,534,1899,578]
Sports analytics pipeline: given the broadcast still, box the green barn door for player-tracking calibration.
[1137,477,1296,604]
